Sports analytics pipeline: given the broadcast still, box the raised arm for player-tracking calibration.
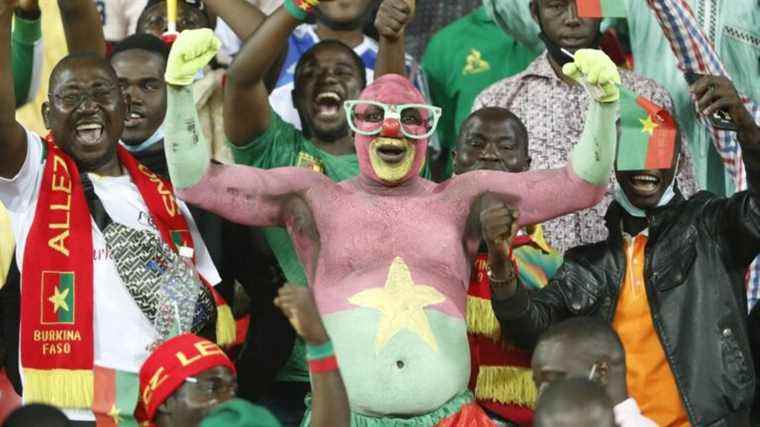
[452,50,618,227]
[373,0,414,79]
[165,29,325,227]
[58,0,106,57]
[274,285,350,427]
[224,0,312,146]
[201,0,265,41]
[0,1,28,179]
[12,0,42,108]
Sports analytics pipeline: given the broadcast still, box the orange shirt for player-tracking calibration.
[612,233,690,427]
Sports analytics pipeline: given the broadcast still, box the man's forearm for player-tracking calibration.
[203,0,265,41]
[165,85,211,189]
[227,7,299,87]
[375,36,406,79]
[11,10,41,108]
[310,370,350,427]
[0,8,27,179]
[570,100,616,187]
[58,0,106,57]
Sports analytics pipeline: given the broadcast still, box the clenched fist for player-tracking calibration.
[479,193,519,255]
[562,49,621,103]
[274,284,330,346]
[165,28,221,86]
[374,0,415,41]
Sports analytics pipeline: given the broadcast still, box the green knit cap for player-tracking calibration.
[200,399,282,427]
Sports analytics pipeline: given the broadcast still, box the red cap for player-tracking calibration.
[138,334,236,422]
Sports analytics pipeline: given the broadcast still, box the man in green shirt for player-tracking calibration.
[422,6,539,180]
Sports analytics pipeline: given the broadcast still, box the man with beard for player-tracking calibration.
[163,18,619,424]
[490,89,760,424]
[473,0,697,256]
[0,0,230,424]
[455,107,563,425]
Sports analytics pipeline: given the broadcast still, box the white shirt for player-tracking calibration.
[0,130,221,420]
[614,398,660,427]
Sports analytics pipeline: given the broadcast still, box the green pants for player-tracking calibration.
[300,389,476,427]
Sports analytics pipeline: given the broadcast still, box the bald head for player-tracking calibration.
[534,378,615,427]
[50,52,119,91]
[532,317,626,399]
[454,107,531,174]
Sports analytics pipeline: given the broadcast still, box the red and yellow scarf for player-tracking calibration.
[20,136,234,409]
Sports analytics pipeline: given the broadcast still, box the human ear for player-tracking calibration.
[41,102,51,129]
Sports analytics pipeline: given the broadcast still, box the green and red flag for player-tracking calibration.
[577,0,627,18]
[93,366,140,427]
[42,271,75,324]
[617,89,678,171]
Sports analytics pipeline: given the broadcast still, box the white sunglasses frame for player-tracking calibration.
[343,100,442,140]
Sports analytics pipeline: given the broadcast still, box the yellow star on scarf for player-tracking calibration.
[640,115,659,136]
[348,257,446,353]
[108,404,122,424]
[48,286,70,313]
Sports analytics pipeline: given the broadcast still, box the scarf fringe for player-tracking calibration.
[216,304,236,347]
[466,296,502,341]
[23,368,94,408]
[474,366,537,408]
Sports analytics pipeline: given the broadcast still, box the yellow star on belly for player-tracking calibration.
[348,257,446,353]
[48,286,70,313]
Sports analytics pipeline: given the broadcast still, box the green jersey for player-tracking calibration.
[230,110,359,383]
[422,6,539,179]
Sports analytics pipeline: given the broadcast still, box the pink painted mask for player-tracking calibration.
[351,74,434,186]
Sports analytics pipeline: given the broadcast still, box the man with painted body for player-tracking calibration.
[163,27,619,424]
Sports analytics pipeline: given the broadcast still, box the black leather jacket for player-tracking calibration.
[493,188,760,426]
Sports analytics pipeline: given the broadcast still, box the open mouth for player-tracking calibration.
[375,139,409,164]
[124,111,145,128]
[629,173,661,194]
[313,91,343,120]
[75,122,105,146]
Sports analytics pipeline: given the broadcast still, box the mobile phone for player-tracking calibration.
[684,72,739,132]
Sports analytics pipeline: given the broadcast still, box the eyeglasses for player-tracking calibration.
[52,85,119,109]
[183,376,237,403]
[344,100,442,140]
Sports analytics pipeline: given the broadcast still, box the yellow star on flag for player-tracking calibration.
[48,285,70,313]
[639,115,659,136]
[108,404,122,424]
[348,257,446,353]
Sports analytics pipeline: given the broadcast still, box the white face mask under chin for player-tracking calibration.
[120,124,165,153]
[614,175,677,217]
[614,157,679,217]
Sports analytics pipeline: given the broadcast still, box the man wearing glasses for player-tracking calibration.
[0,1,222,425]
[163,21,618,424]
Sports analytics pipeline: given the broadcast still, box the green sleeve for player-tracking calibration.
[12,14,42,108]
[482,0,544,55]
[165,85,211,189]
[227,109,306,169]
[422,41,457,155]
[570,101,617,186]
